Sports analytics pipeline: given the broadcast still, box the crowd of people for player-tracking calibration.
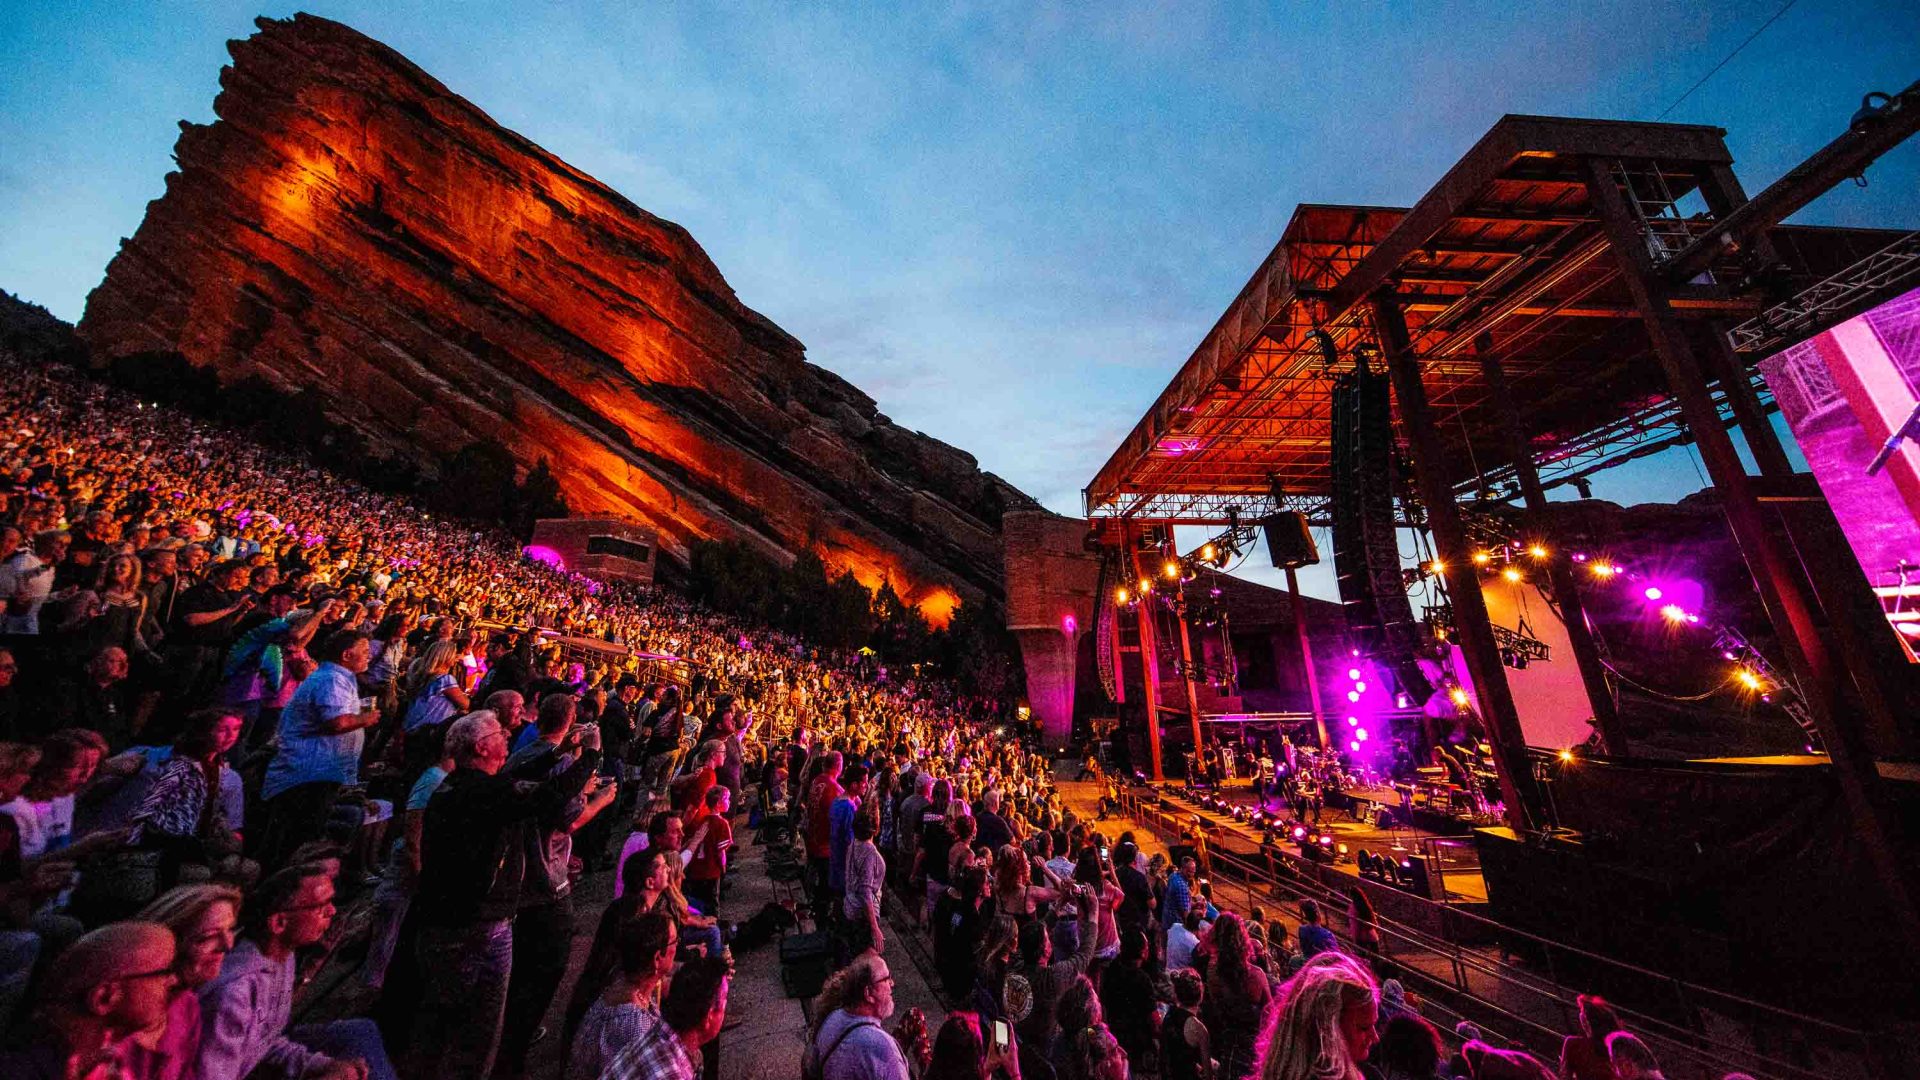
[0,345,1746,1080]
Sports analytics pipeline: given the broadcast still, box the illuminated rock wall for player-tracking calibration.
[1003,511,1101,746]
[79,13,1033,614]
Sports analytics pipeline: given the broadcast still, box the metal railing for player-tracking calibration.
[1110,786,1892,1080]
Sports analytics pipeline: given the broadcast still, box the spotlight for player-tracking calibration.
[1472,551,1491,565]
[1347,690,1361,703]
[1449,687,1469,707]
[1425,559,1446,575]
[1115,586,1130,605]
[1337,843,1350,857]
[1138,577,1152,593]
[1660,604,1688,624]
[1356,728,1369,742]
[1200,543,1217,562]
[1349,739,1361,751]
[1735,667,1764,691]
[1643,585,1664,601]
[1395,693,1412,709]
[1346,715,1359,727]
[1163,559,1181,580]
[1292,825,1308,840]
[1557,748,1574,763]
[1354,682,1367,694]
[1528,544,1548,559]
[1590,563,1617,578]
[1347,668,1362,680]
[1502,568,1522,583]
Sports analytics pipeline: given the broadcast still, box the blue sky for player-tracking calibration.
[3,2,1916,598]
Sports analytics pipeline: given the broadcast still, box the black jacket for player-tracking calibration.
[415,747,598,925]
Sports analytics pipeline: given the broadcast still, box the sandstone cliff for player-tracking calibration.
[79,13,1034,615]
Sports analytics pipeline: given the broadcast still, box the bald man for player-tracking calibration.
[0,921,178,1079]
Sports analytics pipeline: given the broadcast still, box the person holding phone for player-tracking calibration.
[922,1012,1022,1080]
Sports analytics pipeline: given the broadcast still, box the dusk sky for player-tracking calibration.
[3,2,1916,597]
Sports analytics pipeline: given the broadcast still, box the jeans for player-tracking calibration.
[291,1018,398,1080]
[409,919,513,1078]
[498,897,574,1072]
[358,865,413,989]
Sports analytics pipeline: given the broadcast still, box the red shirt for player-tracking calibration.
[686,811,731,882]
[672,767,716,815]
[806,776,843,858]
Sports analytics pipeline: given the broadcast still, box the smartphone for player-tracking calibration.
[991,1019,1011,1054]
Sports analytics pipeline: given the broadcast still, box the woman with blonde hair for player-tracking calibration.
[134,883,244,1080]
[401,640,468,733]
[1254,952,1380,1080]
[76,552,152,655]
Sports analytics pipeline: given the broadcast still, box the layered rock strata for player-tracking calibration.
[80,13,1033,613]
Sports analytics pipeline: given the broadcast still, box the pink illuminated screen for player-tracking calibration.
[1758,286,1920,661]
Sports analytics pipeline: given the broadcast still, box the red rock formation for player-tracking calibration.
[79,13,1033,615]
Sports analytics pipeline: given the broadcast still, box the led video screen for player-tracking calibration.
[1757,285,1920,661]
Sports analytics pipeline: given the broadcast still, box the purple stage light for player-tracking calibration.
[1642,585,1664,601]
[523,544,566,569]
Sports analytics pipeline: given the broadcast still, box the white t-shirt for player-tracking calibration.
[2,794,76,858]
[0,551,52,635]
[1166,922,1200,971]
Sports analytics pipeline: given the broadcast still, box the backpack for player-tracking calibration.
[800,1017,878,1080]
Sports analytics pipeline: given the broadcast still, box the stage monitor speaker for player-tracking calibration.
[1399,855,1440,900]
[1263,512,1319,569]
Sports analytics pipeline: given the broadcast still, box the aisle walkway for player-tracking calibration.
[294,793,956,1079]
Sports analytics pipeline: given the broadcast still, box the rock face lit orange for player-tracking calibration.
[79,13,1033,613]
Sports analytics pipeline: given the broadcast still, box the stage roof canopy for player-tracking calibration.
[1084,114,1913,524]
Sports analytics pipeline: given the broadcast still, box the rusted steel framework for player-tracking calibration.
[1084,118,1908,525]
[1082,110,1920,955]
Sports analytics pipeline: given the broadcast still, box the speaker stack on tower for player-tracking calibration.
[1330,360,1432,703]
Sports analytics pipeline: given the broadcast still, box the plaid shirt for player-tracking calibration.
[601,1015,694,1080]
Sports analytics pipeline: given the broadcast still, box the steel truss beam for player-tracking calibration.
[1725,231,1920,356]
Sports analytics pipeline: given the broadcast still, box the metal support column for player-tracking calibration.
[1371,293,1541,833]
[1127,530,1165,781]
[1475,334,1628,756]
[1702,328,1797,481]
[1586,155,1920,956]
[1286,566,1331,751]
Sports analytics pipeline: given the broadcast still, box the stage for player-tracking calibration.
[1096,775,1492,905]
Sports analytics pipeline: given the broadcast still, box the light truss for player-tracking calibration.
[1082,490,1324,525]
[1726,231,1920,356]
[1453,374,1769,500]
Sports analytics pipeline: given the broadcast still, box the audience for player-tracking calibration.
[0,342,1751,1080]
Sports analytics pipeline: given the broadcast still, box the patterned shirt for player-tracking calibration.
[601,1014,694,1080]
[567,997,659,1080]
[129,756,217,843]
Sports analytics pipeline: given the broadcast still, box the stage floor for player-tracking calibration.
[1111,778,1491,904]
